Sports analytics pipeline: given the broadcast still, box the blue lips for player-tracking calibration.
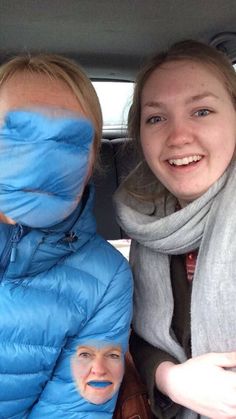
[87,381,112,388]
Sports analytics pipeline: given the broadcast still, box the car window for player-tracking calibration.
[92,81,134,130]
[92,81,134,256]
[108,239,131,260]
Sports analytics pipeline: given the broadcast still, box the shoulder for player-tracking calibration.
[63,233,132,290]
[92,234,131,269]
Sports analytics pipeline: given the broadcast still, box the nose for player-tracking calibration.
[166,118,193,148]
[91,358,107,376]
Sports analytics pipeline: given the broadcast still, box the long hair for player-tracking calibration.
[125,40,236,201]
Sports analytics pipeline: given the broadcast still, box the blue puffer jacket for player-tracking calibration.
[0,184,133,418]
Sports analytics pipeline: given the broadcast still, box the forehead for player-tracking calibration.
[142,59,229,103]
[0,71,83,115]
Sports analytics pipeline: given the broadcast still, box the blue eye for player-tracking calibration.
[195,109,211,117]
[110,353,120,359]
[78,352,92,359]
[146,115,165,124]
[106,353,121,360]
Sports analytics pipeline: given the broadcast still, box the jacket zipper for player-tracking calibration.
[0,224,23,280]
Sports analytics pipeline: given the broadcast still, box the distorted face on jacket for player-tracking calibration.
[71,343,124,404]
[0,71,95,227]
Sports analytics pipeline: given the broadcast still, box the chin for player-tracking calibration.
[175,188,206,205]
[86,393,113,405]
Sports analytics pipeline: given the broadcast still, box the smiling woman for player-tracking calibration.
[114,39,236,419]
[139,59,236,206]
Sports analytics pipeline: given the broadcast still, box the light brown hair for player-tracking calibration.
[0,53,103,166]
[125,39,236,201]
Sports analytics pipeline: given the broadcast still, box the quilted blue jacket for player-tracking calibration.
[0,185,133,418]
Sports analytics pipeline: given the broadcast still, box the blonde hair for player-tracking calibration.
[125,39,236,201]
[0,53,103,166]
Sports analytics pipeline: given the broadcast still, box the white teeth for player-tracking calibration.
[168,155,202,166]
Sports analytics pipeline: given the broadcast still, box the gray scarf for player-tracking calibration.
[114,163,236,419]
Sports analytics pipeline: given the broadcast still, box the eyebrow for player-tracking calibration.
[142,100,164,109]
[77,346,93,351]
[185,92,220,104]
[105,347,122,352]
[143,92,220,109]
[77,345,121,351]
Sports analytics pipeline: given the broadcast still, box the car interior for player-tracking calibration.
[1,0,236,251]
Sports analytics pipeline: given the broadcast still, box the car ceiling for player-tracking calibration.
[0,0,236,80]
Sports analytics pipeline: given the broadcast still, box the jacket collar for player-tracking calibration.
[7,183,97,278]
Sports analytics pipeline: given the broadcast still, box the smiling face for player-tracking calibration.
[71,344,124,404]
[140,60,236,206]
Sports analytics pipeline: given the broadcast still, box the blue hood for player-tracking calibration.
[0,109,94,228]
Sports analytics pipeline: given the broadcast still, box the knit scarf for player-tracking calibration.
[114,162,236,419]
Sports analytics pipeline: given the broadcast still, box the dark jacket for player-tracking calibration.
[130,255,191,419]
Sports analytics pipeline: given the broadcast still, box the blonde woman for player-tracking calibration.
[115,40,236,419]
[0,54,132,418]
